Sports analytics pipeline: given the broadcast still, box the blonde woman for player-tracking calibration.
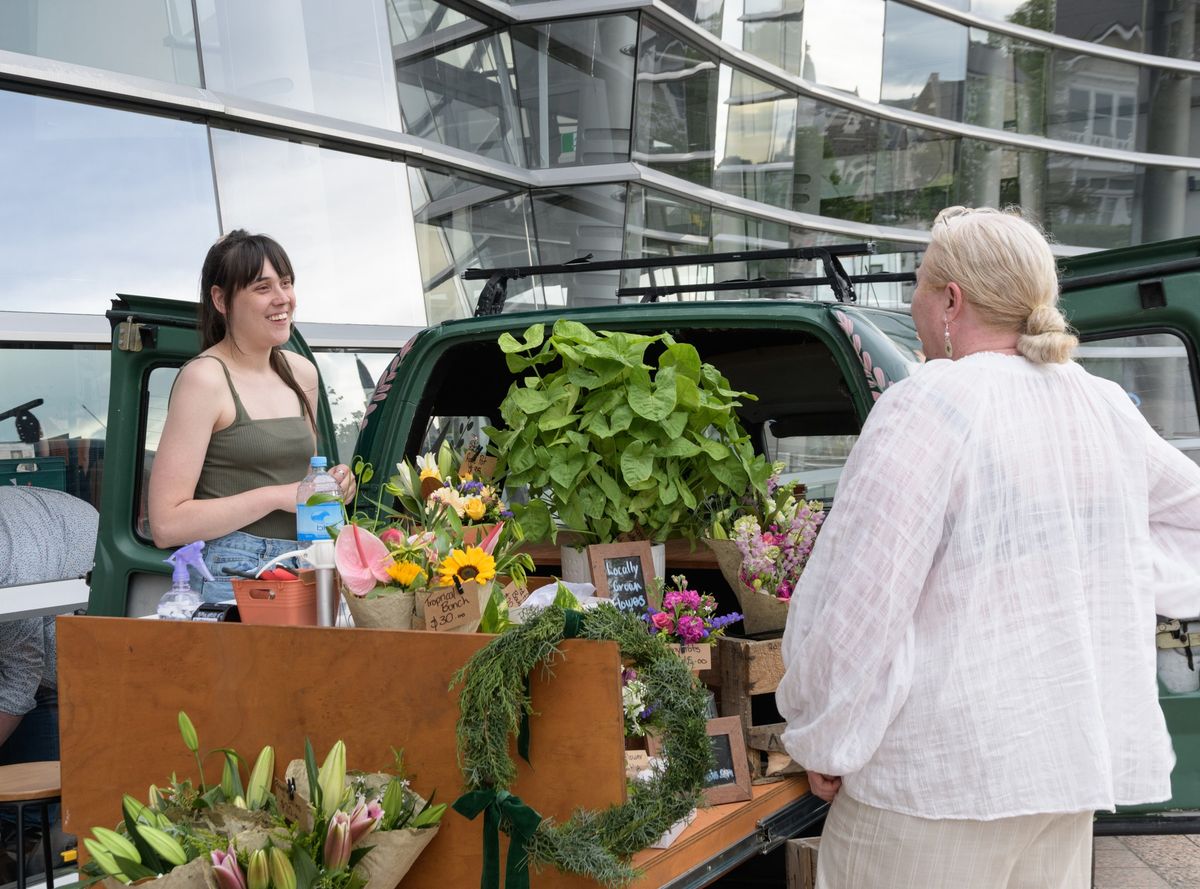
[778,206,1200,888]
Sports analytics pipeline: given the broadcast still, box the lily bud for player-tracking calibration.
[84,837,129,884]
[245,745,275,810]
[246,849,269,889]
[267,846,296,889]
[211,846,248,889]
[221,756,239,802]
[317,740,346,820]
[379,778,405,828]
[177,711,199,753]
[92,827,140,865]
[135,825,187,867]
[323,811,352,870]
[148,784,167,811]
[347,800,379,845]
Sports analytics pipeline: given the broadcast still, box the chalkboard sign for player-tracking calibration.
[587,542,656,615]
[702,716,752,804]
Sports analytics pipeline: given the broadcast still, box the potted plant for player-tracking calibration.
[487,320,771,581]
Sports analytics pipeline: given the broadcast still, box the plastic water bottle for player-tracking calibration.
[296,456,344,541]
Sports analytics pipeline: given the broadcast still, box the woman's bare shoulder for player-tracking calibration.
[174,354,232,395]
[279,349,318,387]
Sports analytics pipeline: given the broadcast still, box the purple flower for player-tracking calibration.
[677,615,706,644]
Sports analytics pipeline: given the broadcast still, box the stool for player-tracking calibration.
[0,761,60,889]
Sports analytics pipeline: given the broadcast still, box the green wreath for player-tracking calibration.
[451,604,713,888]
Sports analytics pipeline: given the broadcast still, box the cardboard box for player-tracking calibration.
[785,837,820,889]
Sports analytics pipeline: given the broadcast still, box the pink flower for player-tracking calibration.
[335,525,392,595]
[324,811,352,870]
[211,846,247,889]
[379,528,405,546]
[347,799,380,844]
[677,615,707,644]
[650,612,675,634]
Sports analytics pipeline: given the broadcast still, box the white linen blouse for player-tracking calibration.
[777,353,1200,820]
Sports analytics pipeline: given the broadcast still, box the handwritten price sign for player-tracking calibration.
[671,644,712,672]
[423,583,482,632]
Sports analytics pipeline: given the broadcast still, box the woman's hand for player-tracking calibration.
[809,772,842,803]
[330,464,357,503]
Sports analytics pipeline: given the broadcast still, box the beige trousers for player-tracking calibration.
[816,792,1092,889]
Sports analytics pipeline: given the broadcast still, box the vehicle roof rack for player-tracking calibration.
[463,242,910,316]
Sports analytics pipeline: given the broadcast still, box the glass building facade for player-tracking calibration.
[1,0,1198,325]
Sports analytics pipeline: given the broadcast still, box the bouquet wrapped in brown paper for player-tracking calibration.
[79,712,444,889]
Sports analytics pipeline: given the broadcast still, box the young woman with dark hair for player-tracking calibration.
[148,230,355,600]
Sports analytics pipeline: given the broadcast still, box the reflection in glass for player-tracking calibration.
[386,0,486,46]
[0,0,200,85]
[871,123,957,228]
[196,0,400,130]
[510,15,637,167]
[210,129,425,326]
[800,0,884,101]
[715,68,798,209]
[735,0,805,75]
[881,4,967,116]
[633,20,720,187]
[972,0,1053,29]
[393,27,523,165]
[1044,155,1136,248]
[530,185,628,306]
[408,164,539,322]
[711,211,790,298]
[794,98,880,222]
[1075,332,1200,467]
[0,346,110,509]
[660,0,725,35]
[622,185,713,295]
[0,90,218,314]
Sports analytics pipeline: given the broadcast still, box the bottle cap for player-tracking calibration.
[310,456,328,468]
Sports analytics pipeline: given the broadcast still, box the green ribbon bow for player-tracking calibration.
[516,609,583,763]
[452,788,543,889]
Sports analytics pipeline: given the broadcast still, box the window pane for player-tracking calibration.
[530,185,628,307]
[714,68,798,209]
[0,0,200,85]
[710,211,790,298]
[881,3,967,118]
[633,20,720,188]
[737,0,805,75]
[510,15,637,168]
[971,0,1053,29]
[209,129,425,326]
[873,122,959,228]
[1075,333,1200,467]
[799,0,884,102]
[313,351,396,465]
[659,0,725,36]
[0,90,218,314]
[197,0,400,129]
[394,27,524,165]
[408,164,539,322]
[764,430,858,500]
[139,366,178,540]
[795,98,879,222]
[622,185,713,294]
[387,0,485,45]
[0,345,110,511]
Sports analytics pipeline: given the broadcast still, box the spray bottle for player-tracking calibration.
[157,541,215,620]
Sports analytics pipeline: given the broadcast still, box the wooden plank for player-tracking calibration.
[627,777,810,889]
[748,722,789,753]
[57,617,623,889]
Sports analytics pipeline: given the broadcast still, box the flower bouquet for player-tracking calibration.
[644,575,742,672]
[387,442,511,544]
[706,465,825,634]
[78,713,443,889]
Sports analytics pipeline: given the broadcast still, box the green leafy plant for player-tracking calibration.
[487,321,771,544]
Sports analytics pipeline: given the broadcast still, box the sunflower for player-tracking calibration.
[438,547,496,586]
[386,560,425,588]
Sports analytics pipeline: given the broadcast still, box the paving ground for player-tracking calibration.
[1094,835,1200,888]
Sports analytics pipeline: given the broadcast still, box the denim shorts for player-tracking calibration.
[201,530,302,603]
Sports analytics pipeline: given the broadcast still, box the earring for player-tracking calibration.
[944,318,953,358]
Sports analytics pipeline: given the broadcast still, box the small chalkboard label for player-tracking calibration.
[587,542,656,615]
[702,716,752,805]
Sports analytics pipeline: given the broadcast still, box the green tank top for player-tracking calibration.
[190,355,315,540]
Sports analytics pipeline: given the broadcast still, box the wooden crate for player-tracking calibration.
[717,635,804,782]
[785,837,821,889]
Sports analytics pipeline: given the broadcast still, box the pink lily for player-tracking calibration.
[347,799,381,844]
[478,521,504,555]
[324,811,353,870]
[211,846,247,889]
[335,525,393,595]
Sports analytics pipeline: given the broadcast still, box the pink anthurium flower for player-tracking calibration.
[478,520,504,556]
[324,811,353,870]
[335,525,393,595]
[211,846,247,889]
[347,799,380,844]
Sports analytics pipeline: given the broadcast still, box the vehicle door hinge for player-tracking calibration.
[117,317,157,352]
